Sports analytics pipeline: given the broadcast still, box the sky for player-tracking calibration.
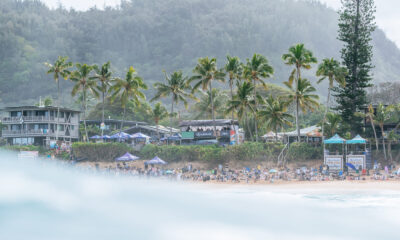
[41,0,400,47]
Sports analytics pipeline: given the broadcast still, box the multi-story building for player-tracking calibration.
[1,106,80,146]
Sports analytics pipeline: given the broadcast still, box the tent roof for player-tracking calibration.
[145,156,167,165]
[324,134,346,144]
[346,135,367,144]
[130,132,150,139]
[115,152,139,161]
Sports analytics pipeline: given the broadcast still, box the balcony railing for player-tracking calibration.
[1,116,75,124]
[2,129,79,138]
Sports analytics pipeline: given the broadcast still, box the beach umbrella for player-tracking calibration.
[115,152,139,161]
[145,156,167,165]
[90,135,101,139]
[269,169,278,173]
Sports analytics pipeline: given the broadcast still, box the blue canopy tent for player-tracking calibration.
[145,156,167,165]
[90,135,101,139]
[115,152,139,161]
[110,132,131,139]
[102,135,111,139]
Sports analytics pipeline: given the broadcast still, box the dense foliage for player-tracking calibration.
[72,142,132,162]
[0,0,399,106]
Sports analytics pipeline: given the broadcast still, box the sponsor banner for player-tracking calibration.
[324,155,343,171]
[230,130,236,145]
[347,155,365,171]
[181,131,195,140]
[194,131,214,138]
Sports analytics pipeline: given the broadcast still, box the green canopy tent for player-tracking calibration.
[323,134,346,171]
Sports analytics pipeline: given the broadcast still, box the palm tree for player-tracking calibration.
[243,54,274,142]
[194,88,228,119]
[110,66,147,135]
[224,55,242,121]
[258,96,293,141]
[386,130,399,164]
[323,112,342,138]
[151,71,193,139]
[148,102,169,141]
[70,63,98,142]
[355,105,379,152]
[91,62,114,137]
[45,56,73,140]
[282,44,317,141]
[284,78,319,142]
[316,58,347,141]
[190,57,225,135]
[226,81,255,141]
[374,104,394,161]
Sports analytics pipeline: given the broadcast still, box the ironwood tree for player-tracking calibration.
[333,0,376,135]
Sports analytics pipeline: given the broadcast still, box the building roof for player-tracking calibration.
[125,125,179,134]
[84,119,147,125]
[280,125,321,137]
[179,119,239,127]
[1,105,81,113]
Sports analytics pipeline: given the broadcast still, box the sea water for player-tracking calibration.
[0,151,399,240]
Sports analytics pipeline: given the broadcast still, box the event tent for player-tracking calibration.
[115,152,139,161]
[346,135,367,144]
[145,156,167,165]
[324,134,346,144]
[130,132,150,139]
[110,132,131,139]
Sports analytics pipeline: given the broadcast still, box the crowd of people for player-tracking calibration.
[81,161,400,184]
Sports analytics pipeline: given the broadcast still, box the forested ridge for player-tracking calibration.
[1,0,400,106]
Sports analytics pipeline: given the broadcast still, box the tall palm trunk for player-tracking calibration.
[229,77,234,122]
[101,88,105,137]
[275,127,278,142]
[245,110,253,142]
[380,124,387,161]
[169,96,174,145]
[156,120,160,142]
[82,87,89,142]
[253,78,258,142]
[369,116,379,152]
[56,78,60,141]
[210,81,217,136]
[296,66,301,142]
[321,86,331,148]
[296,98,300,142]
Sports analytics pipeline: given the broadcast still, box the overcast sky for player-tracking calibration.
[41,0,400,48]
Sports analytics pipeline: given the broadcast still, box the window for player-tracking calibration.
[58,125,64,131]
[71,125,75,130]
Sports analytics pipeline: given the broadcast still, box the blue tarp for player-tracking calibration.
[346,135,367,144]
[145,156,167,165]
[115,152,139,161]
[324,134,346,144]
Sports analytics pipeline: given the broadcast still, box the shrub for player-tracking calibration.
[72,142,132,162]
[286,142,322,162]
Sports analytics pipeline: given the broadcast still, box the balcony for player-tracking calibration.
[2,129,78,138]
[1,116,72,124]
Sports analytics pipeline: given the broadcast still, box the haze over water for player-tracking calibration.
[0,151,399,240]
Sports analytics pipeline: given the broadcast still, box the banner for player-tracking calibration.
[324,155,343,171]
[346,155,365,171]
[230,130,236,145]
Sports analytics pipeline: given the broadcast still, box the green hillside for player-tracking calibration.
[0,0,399,106]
